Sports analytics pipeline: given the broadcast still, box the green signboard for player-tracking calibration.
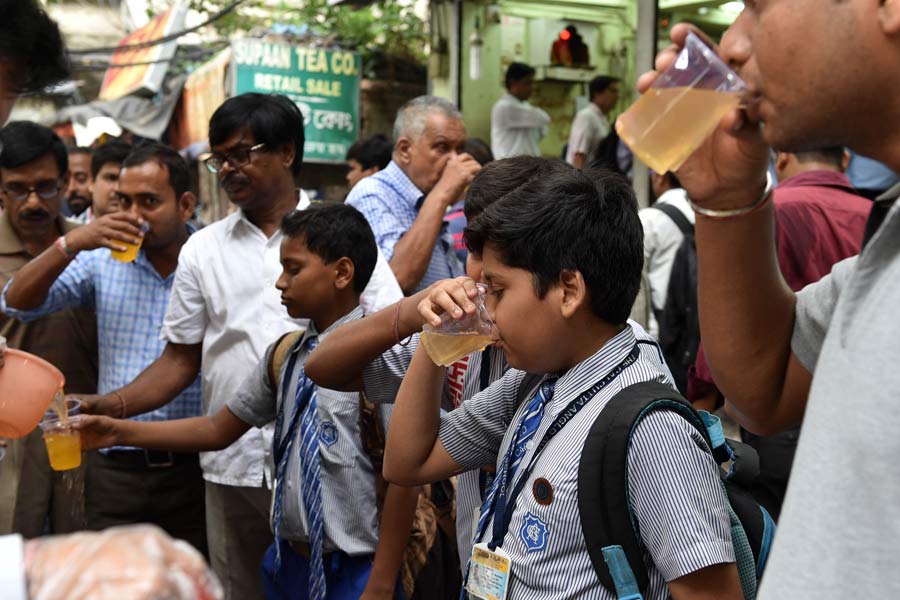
[231,39,360,163]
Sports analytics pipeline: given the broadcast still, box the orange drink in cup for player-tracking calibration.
[38,398,82,471]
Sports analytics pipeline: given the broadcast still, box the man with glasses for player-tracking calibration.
[0,120,98,538]
[79,92,400,599]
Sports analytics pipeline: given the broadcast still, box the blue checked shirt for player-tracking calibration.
[1,232,202,424]
[346,161,464,292]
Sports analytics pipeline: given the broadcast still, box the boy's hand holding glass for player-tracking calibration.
[416,277,498,367]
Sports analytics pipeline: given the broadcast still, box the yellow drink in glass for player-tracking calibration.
[420,332,494,367]
[110,238,143,263]
[616,87,741,174]
[43,429,82,471]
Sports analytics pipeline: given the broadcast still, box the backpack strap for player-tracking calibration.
[267,330,304,385]
[578,381,710,598]
[652,202,694,237]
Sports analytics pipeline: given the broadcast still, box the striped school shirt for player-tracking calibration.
[439,325,734,599]
[228,306,388,554]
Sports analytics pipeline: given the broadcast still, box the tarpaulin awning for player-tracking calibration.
[55,74,187,143]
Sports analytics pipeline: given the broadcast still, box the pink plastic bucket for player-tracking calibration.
[0,349,66,439]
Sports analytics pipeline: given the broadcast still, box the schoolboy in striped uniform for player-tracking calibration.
[306,157,567,575]
[383,167,743,599]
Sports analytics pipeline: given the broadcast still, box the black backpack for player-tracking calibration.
[577,381,776,600]
[650,203,699,394]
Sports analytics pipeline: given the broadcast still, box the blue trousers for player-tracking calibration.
[261,539,404,600]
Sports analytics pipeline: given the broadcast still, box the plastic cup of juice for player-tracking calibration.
[420,283,498,367]
[110,223,149,263]
[616,31,748,174]
[38,398,82,471]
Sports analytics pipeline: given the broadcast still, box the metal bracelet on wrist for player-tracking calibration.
[689,173,774,220]
[57,235,77,258]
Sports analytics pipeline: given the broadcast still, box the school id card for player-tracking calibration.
[466,543,511,600]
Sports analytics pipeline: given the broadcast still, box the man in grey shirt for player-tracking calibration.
[641,6,900,599]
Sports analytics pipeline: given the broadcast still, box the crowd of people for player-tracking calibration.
[2,0,900,599]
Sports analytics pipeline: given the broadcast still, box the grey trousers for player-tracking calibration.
[205,480,273,600]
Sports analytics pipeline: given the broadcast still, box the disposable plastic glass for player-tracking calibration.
[420,284,498,367]
[616,31,748,174]
[39,398,82,471]
[110,222,150,263]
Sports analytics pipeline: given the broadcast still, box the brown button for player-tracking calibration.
[533,477,553,505]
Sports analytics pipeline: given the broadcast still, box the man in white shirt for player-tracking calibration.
[490,62,551,159]
[78,93,401,599]
[566,75,620,168]
[638,171,694,338]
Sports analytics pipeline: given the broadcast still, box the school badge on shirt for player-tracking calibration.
[520,511,549,553]
[319,421,338,447]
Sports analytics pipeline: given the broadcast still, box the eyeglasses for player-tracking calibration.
[2,181,62,201]
[204,143,266,174]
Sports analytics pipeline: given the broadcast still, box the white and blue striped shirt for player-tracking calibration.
[439,326,734,599]
[1,233,201,422]
[347,161,464,292]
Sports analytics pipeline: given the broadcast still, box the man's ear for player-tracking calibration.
[333,256,355,291]
[178,191,198,222]
[880,0,900,34]
[394,137,413,165]
[774,152,791,173]
[558,269,588,319]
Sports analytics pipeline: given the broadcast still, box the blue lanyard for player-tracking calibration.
[486,344,640,549]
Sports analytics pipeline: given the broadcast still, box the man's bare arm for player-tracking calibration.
[81,342,202,417]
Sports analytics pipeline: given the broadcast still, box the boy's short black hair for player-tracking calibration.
[281,203,377,294]
[122,141,191,198]
[464,156,571,221]
[91,140,132,179]
[346,134,393,171]
[209,93,305,175]
[505,62,536,89]
[0,1,69,94]
[465,167,643,325]
[0,121,67,176]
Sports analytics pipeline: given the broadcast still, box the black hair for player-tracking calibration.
[0,1,69,94]
[122,141,191,198]
[281,203,377,294]
[794,147,845,169]
[0,121,67,176]
[209,93,305,175]
[91,140,132,179]
[465,167,643,325]
[464,156,571,221]
[462,138,494,167]
[505,62,536,89]
[666,172,682,189]
[346,134,392,171]
[589,75,619,98]
[68,146,92,157]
